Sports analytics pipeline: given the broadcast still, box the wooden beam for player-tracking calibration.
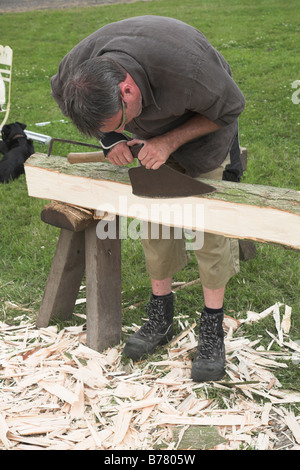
[37,199,122,351]
[36,228,85,327]
[85,219,122,351]
[25,154,300,250]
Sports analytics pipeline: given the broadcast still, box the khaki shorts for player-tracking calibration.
[142,155,240,289]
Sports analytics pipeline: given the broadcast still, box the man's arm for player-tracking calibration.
[128,114,221,170]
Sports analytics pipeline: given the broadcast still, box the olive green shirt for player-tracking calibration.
[51,16,245,176]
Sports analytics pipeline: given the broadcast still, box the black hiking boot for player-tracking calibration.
[123,293,174,361]
[191,309,226,382]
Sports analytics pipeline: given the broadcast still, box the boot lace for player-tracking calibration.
[139,299,168,337]
[197,314,223,359]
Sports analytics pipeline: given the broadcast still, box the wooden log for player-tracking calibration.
[25,154,300,250]
[41,201,95,232]
[85,219,122,351]
[36,228,85,327]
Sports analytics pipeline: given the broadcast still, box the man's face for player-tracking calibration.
[99,79,142,134]
[100,100,128,134]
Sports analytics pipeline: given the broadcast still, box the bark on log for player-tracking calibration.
[25,154,300,250]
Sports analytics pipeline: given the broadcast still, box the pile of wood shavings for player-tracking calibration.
[1,302,300,450]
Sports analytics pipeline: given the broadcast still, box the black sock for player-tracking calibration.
[152,292,172,300]
[204,305,223,315]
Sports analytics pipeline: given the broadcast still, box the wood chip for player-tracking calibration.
[281,305,292,334]
[0,414,11,449]
[0,303,298,450]
[284,412,300,444]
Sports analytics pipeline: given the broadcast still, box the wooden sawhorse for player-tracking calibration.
[36,202,122,352]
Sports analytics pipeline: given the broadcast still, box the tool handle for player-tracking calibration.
[68,151,106,164]
[68,143,144,164]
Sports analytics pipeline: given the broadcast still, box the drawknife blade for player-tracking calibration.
[128,146,216,198]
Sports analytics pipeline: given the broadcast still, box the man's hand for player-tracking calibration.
[106,141,134,166]
[127,115,221,170]
[107,138,171,169]
[107,114,221,169]
[128,137,171,170]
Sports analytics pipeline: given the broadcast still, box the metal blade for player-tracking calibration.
[128,164,216,198]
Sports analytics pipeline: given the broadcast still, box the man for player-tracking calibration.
[51,16,245,382]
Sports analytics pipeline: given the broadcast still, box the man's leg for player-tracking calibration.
[189,153,239,381]
[189,231,239,382]
[123,226,187,361]
[123,278,175,361]
[202,285,225,309]
[151,277,172,296]
[124,156,239,377]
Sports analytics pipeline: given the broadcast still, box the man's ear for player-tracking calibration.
[119,74,138,103]
[120,83,133,101]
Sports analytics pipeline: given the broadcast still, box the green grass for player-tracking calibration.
[0,0,299,391]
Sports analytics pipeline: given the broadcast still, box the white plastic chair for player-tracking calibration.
[0,45,13,130]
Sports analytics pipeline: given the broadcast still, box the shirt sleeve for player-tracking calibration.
[188,47,245,126]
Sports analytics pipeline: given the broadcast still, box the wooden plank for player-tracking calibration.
[36,229,85,327]
[85,221,122,352]
[25,154,300,250]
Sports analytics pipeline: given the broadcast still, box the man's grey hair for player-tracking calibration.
[63,57,127,138]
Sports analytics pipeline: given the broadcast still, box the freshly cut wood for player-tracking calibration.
[24,154,300,249]
[284,411,300,444]
[0,414,10,449]
[39,381,79,405]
